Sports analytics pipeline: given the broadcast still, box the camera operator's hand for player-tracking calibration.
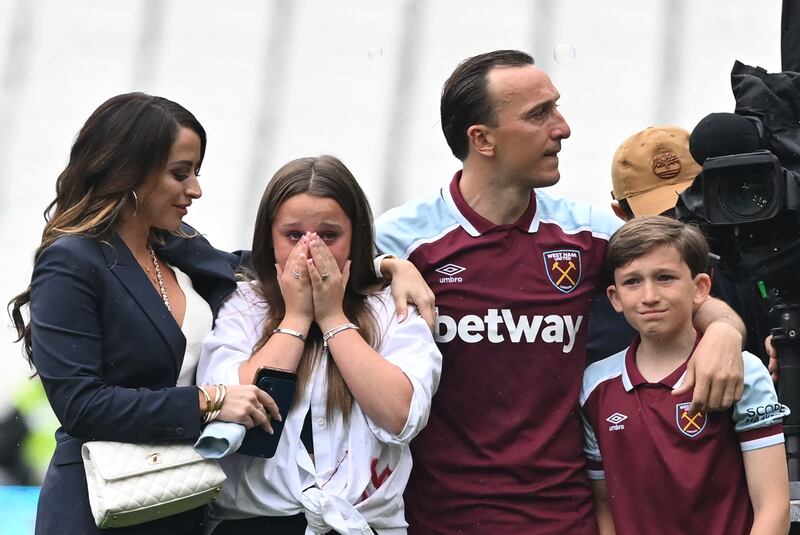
[673,319,744,413]
[765,335,778,383]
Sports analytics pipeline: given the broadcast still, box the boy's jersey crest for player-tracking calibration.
[676,403,707,437]
[544,250,582,293]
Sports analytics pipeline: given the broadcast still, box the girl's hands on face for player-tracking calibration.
[306,232,350,329]
[275,233,314,324]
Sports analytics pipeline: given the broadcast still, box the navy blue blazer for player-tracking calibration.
[29,225,239,534]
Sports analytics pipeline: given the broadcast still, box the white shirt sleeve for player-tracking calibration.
[363,290,442,445]
[372,253,395,280]
[197,282,268,387]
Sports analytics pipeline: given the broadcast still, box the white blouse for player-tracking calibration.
[173,265,213,387]
[196,282,442,535]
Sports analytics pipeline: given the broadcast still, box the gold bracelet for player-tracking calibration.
[198,386,212,422]
[202,388,215,423]
[322,323,359,349]
[203,384,218,424]
[205,384,226,423]
[215,384,227,412]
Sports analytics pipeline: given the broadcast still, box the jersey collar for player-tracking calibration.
[442,170,537,237]
[622,335,700,391]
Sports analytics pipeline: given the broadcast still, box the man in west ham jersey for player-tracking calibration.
[375,50,748,534]
[582,216,789,534]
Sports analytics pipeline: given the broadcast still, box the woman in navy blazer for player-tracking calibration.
[9,93,280,535]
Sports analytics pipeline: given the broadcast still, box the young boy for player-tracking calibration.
[581,216,790,534]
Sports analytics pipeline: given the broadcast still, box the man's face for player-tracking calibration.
[483,65,571,188]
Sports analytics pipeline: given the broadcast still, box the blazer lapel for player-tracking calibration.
[100,234,186,373]
[156,227,238,317]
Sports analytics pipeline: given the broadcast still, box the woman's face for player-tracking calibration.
[270,193,353,271]
[136,127,203,231]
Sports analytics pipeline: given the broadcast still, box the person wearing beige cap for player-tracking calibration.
[597,126,773,368]
[587,127,704,364]
[610,126,702,220]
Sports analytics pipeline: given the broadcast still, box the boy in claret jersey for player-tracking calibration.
[581,215,790,534]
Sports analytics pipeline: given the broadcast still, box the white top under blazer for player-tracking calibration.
[173,264,213,387]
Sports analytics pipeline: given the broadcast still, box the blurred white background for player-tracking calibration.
[0,0,783,453]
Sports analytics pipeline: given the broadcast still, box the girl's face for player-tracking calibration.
[271,193,353,271]
[136,127,202,231]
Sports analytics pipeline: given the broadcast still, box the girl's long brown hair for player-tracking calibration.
[8,92,206,366]
[250,155,381,421]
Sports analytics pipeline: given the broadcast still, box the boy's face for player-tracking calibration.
[607,245,711,340]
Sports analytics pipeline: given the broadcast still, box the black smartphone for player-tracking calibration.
[237,366,296,458]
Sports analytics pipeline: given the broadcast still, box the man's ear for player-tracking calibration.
[606,284,624,313]
[467,124,494,157]
[693,273,712,307]
[611,201,630,221]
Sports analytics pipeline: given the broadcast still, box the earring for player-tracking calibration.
[130,191,139,218]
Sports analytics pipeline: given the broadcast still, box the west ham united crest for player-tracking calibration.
[676,403,706,438]
[543,250,581,293]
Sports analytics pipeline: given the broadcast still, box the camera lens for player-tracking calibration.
[720,172,772,219]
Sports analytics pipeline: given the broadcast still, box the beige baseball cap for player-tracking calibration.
[611,126,702,216]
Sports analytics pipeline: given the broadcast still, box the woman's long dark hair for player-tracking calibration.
[250,155,381,421]
[9,92,206,366]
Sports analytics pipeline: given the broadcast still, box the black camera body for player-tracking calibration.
[701,151,785,225]
[687,148,800,291]
[678,61,800,490]
[677,61,800,289]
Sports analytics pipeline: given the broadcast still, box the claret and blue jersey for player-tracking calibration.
[376,172,621,534]
[581,339,788,534]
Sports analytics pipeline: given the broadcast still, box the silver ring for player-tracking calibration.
[291,270,301,279]
[320,273,330,282]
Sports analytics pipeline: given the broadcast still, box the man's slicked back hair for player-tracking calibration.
[440,50,534,161]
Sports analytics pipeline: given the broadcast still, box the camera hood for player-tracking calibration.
[732,61,800,173]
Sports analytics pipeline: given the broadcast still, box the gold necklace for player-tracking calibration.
[147,243,171,311]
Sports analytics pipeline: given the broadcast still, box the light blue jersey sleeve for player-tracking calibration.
[375,189,458,259]
[579,351,626,481]
[732,351,789,451]
[581,411,604,480]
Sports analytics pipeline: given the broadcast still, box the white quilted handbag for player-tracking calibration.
[82,440,226,529]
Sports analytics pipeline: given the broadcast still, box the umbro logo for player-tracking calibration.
[435,264,466,276]
[606,413,628,424]
[606,412,627,431]
[435,263,465,283]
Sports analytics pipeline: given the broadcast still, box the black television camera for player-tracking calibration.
[676,60,800,494]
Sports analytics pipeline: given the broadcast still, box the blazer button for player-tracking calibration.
[176,426,185,437]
